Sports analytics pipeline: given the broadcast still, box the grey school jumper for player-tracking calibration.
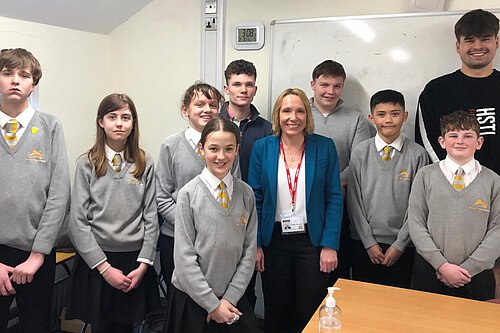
[0,111,70,254]
[69,153,159,268]
[408,163,500,277]
[310,98,373,182]
[347,137,429,251]
[171,175,257,313]
[156,131,240,237]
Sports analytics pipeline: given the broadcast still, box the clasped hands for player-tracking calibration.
[206,299,242,325]
[436,262,471,288]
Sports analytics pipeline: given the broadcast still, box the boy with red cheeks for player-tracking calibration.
[409,110,500,300]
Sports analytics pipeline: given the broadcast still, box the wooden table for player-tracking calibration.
[303,279,500,333]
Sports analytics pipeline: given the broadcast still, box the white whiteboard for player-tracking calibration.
[269,10,500,140]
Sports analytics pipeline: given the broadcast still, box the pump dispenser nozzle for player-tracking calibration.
[326,287,340,307]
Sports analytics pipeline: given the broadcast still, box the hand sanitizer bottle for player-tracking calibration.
[318,287,341,332]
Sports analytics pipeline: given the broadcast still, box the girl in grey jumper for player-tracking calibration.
[156,83,239,302]
[66,93,159,333]
[164,118,258,333]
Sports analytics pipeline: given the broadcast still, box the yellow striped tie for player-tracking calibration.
[112,153,122,173]
[217,182,230,209]
[382,145,392,161]
[4,119,19,148]
[453,167,465,191]
[196,144,205,161]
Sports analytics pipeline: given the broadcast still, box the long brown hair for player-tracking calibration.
[89,93,146,178]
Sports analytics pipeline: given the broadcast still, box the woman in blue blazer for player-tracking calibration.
[248,88,343,333]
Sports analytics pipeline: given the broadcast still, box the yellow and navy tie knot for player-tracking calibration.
[4,119,19,148]
[382,145,392,161]
[453,167,465,191]
[112,153,122,173]
[217,181,230,209]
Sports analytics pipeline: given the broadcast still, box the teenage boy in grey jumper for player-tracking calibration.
[409,110,500,300]
[347,90,428,288]
[0,48,70,332]
[310,59,372,279]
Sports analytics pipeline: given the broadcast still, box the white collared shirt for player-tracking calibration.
[0,104,35,142]
[374,133,404,159]
[200,167,234,201]
[439,156,481,187]
[275,153,307,222]
[184,126,202,150]
[105,145,127,169]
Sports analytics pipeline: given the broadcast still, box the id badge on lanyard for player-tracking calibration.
[279,139,306,235]
[280,211,306,234]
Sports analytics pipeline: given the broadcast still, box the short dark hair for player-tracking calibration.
[200,118,240,147]
[370,89,405,112]
[455,9,499,41]
[440,110,480,137]
[0,48,42,86]
[224,59,257,84]
[312,60,346,81]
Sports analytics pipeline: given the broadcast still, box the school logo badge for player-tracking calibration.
[237,214,248,226]
[31,127,39,135]
[26,149,46,162]
[469,198,489,212]
[396,170,409,181]
[128,176,143,185]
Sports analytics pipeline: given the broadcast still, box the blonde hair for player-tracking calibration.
[271,88,314,136]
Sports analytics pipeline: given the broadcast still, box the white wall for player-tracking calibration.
[225,0,500,116]
[0,16,108,176]
[1,0,499,168]
[108,0,201,161]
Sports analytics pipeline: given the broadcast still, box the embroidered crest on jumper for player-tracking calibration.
[26,149,46,162]
[128,176,143,185]
[469,198,489,212]
[396,170,410,181]
[31,127,39,135]
[237,214,248,226]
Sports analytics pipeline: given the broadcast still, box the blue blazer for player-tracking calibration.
[248,134,343,249]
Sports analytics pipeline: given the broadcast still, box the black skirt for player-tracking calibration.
[66,251,160,330]
[164,285,259,333]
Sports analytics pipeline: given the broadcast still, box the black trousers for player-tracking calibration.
[159,234,174,301]
[262,223,330,333]
[335,203,352,280]
[0,245,55,333]
[351,240,415,288]
[92,323,133,333]
[412,253,495,301]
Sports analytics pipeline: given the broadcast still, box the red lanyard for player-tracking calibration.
[280,139,305,212]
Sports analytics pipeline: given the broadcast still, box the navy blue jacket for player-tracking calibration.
[219,103,272,182]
